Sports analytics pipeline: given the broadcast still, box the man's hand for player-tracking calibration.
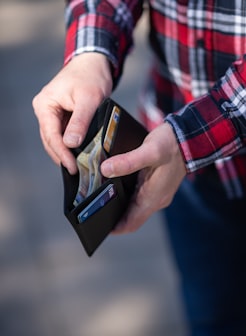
[32,53,113,174]
[101,122,187,233]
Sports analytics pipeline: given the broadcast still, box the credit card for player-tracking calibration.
[77,184,117,223]
[103,105,121,153]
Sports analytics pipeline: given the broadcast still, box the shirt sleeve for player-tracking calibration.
[165,56,246,173]
[64,0,144,86]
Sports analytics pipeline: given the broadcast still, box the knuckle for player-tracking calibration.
[32,94,40,112]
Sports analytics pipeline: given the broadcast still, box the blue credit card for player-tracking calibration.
[77,184,117,223]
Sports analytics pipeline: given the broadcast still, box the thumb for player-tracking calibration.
[101,143,150,178]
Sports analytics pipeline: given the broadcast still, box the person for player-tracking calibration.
[32,1,246,335]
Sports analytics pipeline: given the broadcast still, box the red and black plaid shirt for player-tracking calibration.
[64,0,246,199]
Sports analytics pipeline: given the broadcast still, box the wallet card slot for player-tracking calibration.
[70,179,114,221]
[68,178,127,256]
[77,183,117,223]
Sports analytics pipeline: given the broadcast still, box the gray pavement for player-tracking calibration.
[0,1,187,335]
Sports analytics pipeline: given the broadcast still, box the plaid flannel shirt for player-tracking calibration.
[64,0,246,199]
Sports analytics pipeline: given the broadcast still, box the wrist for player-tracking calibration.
[68,52,113,84]
[164,121,187,176]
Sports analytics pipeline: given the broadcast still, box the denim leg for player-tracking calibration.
[163,169,246,336]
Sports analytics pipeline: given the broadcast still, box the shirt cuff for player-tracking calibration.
[165,59,246,173]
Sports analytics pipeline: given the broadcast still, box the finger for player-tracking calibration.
[101,142,153,178]
[37,104,78,174]
[40,128,60,165]
[40,127,78,174]
[63,93,103,148]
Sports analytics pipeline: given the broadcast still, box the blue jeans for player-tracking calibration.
[163,166,246,336]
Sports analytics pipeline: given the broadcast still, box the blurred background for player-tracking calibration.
[0,1,188,335]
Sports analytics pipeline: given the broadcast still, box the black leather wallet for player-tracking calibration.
[61,98,148,256]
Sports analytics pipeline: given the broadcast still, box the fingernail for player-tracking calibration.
[101,161,114,178]
[63,133,81,147]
